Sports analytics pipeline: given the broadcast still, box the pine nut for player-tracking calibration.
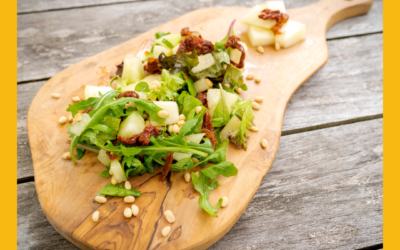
[95,196,107,203]
[163,210,175,223]
[150,84,157,90]
[255,96,264,102]
[131,204,139,216]
[224,83,231,89]
[109,169,113,176]
[249,126,259,132]
[52,93,60,99]
[205,79,213,87]
[173,124,180,134]
[92,211,100,222]
[252,102,260,110]
[246,73,254,80]
[257,46,264,54]
[221,196,229,207]
[275,42,281,51]
[59,116,67,124]
[158,110,169,119]
[184,172,191,182]
[191,157,199,164]
[162,226,171,237]
[195,171,200,177]
[142,113,149,119]
[178,114,186,120]
[125,181,131,190]
[72,96,81,102]
[255,77,262,83]
[124,207,133,218]
[74,113,82,122]
[177,120,185,126]
[62,152,71,160]
[261,139,268,148]
[235,87,242,94]
[124,196,135,203]
[68,115,73,122]
[152,80,161,88]
[200,26,206,30]
[195,106,202,114]
[168,124,174,133]
[111,176,117,185]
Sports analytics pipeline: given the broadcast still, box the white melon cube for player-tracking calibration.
[122,55,145,84]
[173,133,205,161]
[117,111,145,138]
[172,44,180,54]
[230,49,242,65]
[260,1,286,13]
[238,41,248,53]
[220,115,242,141]
[153,34,182,48]
[193,78,212,93]
[247,25,275,47]
[241,5,277,29]
[275,21,306,49]
[207,89,239,118]
[153,45,172,59]
[192,54,215,73]
[110,159,127,183]
[225,91,239,114]
[98,149,111,166]
[84,85,114,99]
[151,101,179,126]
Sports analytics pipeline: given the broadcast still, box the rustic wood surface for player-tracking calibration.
[17,0,383,249]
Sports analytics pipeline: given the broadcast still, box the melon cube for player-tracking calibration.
[241,5,276,29]
[207,89,239,118]
[117,111,145,138]
[122,55,145,84]
[260,1,286,13]
[275,21,306,49]
[153,45,172,58]
[110,159,127,183]
[153,34,182,48]
[173,133,205,161]
[230,49,242,65]
[248,25,275,47]
[84,85,114,99]
[192,53,216,73]
[220,115,242,141]
[193,78,212,93]
[151,101,179,126]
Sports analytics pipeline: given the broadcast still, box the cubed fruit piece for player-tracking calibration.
[238,41,248,53]
[122,55,145,84]
[151,101,179,126]
[117,111,145,138]
[220,115,242,141]
[207,89,239,117]
[110,159,127,183]
[136,49,150,61]
[225,91,240,114]
[70,113,91,136]
[173,133,205,161]
[98,149,111,166]
[193,78,212,93]
[248,25,275,47]
[84,85,114,99]
[192,54,216,73]
[172,44,180,54]
[230,49,242,65]
[259,1,286,13]
[154,34,182,48]
[241,5,276,29]
[275,21,306,49]
[153,45,172,58]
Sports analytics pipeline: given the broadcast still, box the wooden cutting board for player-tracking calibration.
[27,0,373,249]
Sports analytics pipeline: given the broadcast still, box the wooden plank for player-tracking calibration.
[17,0,382,82]
[17,119,382,249]
[17,33,383,181]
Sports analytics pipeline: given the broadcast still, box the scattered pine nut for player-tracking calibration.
[59,116,67,124]
[275,42,281,51]
[52,93,60,99]
[162,226,171,237]
[195,106,202,114]
[95,196,107,204]
[124,196,135,203]
[255,77,262,83]
[191,157,200,164]
[261,139,268,148]
[257,46,264,54]
[252,102,260,110]
[249,126,259,132]
[124,207,133,218]
[131,204,139,216]
[150,84,157,90]
[184,172,191,183]
[152,80,161,88]
[142,113,149,119]
[173,124,180,134]
[125,181,131,190]
[72,96,81,102]
[109,168,113,176]
[92,211,100,222]
[255,96,264,102]
[168,124,174,133]
[62,152,71,160]
[177,120,185,126]
[221,196,229,207]
[111,176,117,185]
[195,171,200,177]
[68,115,73,122]
[205,79,213,87]
[200,26,206,30]
[178,114,186,121]
[235,87,243,94]
[246,73,254,80]
[74,113,82,122]
[158,110,169,119]
[163,210,176,223]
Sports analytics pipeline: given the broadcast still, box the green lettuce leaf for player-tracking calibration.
[147,69,186,101]
[99,183,141,197]
[135,81,150,92]
[212,86,230,127]
[191,51,230,79]
[229,100,254,149]
[67,97,99,117]
[201,161,238,180]
[223,64,247,91]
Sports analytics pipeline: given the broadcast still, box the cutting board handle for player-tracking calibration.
[314,0,374,31]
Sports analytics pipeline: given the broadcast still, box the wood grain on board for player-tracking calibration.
[18,119,382,250]
[17,0,382,82]
[25,0,376,249]
[17,33,383,180]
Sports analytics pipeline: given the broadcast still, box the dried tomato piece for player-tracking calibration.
[196,92,208,108]
[176,35,214,55]
[224,35,246,69]
[117,124,160,146]
[258,9,289,34]
[144,57,162,74]
[180,27,202,38]
[106,151,119,160]
[160,152,174,183]
[116,62,124,77]
[202,110,218,148]
[81,106,93,114]
[116,91,140,99]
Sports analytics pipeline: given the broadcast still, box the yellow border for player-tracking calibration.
[2,0,17,248]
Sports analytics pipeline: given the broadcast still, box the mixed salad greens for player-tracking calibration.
[66,20,255,217]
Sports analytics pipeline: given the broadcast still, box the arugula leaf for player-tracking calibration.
[99,183,141,197]
[155,31,170,39]
[122,156,146,177]
[99,166,111,178]
[177,91,203,116]
[76,147,86,160]
[179,107,206,138]
[162,38,174,49]
[214,42,226,52]
[201,161,238,180]
[198,196,223,217]
[183,73,197,97]
[142,46,155,62]
[171,157,195,172]
[191,172,222,217]
[229,100,254,149]
[67,97,99,117]
[135,81,150,92]
[99,141,142,157]
[212,85,230,127]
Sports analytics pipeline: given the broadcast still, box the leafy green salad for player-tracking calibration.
[66,20,255,217]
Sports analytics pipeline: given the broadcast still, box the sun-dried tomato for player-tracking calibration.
[202,110,218,148]
[116,91,140,99]
[180,27,202,38]
[160,152,174,183]
[116,62,124,77]
[117,124,160,146]
[106,151,118,160]
[224,35,246,69]
[176,35,214,55]
[82,106,93,114]
[258,9,289,34]
[196,92,208,108]
[144,57,162,74]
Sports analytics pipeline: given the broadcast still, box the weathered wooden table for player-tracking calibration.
[17,0,383,249]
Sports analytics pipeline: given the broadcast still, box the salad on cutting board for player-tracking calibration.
[55,0,306,233]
